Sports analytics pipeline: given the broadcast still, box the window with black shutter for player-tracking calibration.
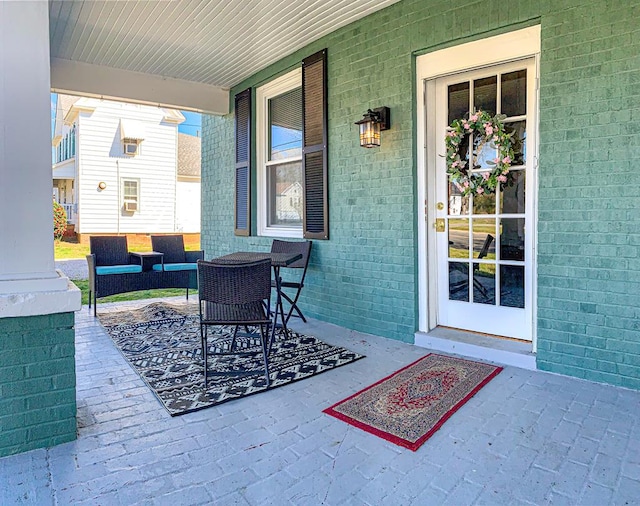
[234,49,328,239]
[234,89,251,236]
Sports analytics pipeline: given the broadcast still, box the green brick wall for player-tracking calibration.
[0,312,77,457]
[202,0,640,388]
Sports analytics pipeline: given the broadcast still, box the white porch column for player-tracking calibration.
[0,1,79,316]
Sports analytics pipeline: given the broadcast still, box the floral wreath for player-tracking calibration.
[445,110,514,197]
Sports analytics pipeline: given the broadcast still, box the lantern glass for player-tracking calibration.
[359,121,381,148]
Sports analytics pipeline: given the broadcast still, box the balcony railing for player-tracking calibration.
[62,203,76,224]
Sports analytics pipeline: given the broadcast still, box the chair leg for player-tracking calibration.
[259,324,270,387]
[186,287,189,300]
[230,326,239,351]
[93,291,97,317]
[282,291,306,324]
[201,324,208,388]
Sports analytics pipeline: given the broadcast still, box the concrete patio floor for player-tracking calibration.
[2,298,640,505]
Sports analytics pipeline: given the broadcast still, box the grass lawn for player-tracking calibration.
[55,235,201,260]
[72,279,196,306]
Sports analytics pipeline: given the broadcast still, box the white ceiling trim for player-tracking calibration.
[50,57,229,114]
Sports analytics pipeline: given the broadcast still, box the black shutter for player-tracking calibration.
[234,89,251,236]
[302,49,328,240]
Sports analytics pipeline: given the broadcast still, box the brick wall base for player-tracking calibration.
[0,312,77,458]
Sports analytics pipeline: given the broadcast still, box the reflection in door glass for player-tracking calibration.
[500,218,525,261]
[449,262,469,302]
[473,137,498,170]
[448,82,469,124]
[473,262,495,305]
[500,170,525,214]
[505,121,526,166]
[448,219,469,258]
[473,187,496,214]
[474,76,497,115]
[448,181,469,216]
[473,220,495,258]
[500,265,524,308]
[501,70,527,117]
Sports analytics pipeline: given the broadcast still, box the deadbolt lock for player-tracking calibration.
[435,218,445,232]
[436,202,444,210]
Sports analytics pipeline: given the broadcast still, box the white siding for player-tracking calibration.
[75,99,179,234]
[175,180,201,233]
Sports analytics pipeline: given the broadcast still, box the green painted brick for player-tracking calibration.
[202,0,640,389]
[0,312,76,458]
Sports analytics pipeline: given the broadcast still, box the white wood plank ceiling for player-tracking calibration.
[49,0,400,90]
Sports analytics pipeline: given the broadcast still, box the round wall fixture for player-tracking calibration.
[98,182,107,190]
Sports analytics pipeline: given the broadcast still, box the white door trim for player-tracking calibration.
[416,26,541,344]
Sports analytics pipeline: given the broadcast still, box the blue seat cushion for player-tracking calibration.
[152,263,197,272]
[96,265,143,275]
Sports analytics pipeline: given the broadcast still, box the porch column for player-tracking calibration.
[0,1,81,457]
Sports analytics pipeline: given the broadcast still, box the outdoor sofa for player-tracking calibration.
[87,235,203,315]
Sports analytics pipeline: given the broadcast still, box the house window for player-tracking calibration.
[122,178,139,212]
[257,68,303,237]
[234,49,328,239]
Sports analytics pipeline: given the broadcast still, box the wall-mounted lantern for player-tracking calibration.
[355,107,390,148]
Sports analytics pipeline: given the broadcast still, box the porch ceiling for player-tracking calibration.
[49,0,400,114]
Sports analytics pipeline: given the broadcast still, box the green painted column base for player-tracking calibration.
[0,312,76,458]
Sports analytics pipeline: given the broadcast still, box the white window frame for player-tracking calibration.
[256,67,303,238]
[121,178,140,212]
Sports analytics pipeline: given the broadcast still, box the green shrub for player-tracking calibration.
[53,199,67,240]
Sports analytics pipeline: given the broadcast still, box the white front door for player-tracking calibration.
[429,59,537,341]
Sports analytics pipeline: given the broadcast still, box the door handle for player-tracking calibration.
[435,218,445,232]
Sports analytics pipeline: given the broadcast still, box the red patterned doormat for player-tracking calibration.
[323,353,502,451]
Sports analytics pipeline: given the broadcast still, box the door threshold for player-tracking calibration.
[414,327,536,370]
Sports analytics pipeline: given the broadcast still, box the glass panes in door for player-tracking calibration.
[446,70,527,309]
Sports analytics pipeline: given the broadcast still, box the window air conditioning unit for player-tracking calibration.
[123,140,139,156]
[124,200,138,212]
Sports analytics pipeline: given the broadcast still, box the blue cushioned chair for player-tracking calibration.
[87,236,143,316]
[150,235,204,298]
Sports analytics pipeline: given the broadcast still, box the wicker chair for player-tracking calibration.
[197,259,272,388]
[87,236,145,316]
[270,240,313,324]
[150,235,203,298]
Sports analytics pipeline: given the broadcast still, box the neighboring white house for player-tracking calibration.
[52,95,201,241]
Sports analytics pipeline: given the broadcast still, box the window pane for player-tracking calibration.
[501,70,527,117]
[473,220,495,259]
[268,161,303,227]
[474,76,497,115]
[500,170,525,214]
[448,180,469,216]
[472,185,496,214]
[269,88,302,160]
[123,181,137,200]
[448,82,469,124]
[504,121,526,166]
[500,218,525,261]
[473,262,495,305]
[449,262,469,301]
[500,265,524,308]
[448,219,469,258]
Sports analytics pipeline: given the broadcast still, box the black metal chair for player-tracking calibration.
[270,239,312,324]
[150,235,204,298]
[196,259,272,388]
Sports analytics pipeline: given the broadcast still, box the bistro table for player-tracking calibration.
[211,251,303,350]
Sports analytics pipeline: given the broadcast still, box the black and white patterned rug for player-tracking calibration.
[99,302,365,416]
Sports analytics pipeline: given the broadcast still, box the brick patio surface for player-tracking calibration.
[2,298,640,505]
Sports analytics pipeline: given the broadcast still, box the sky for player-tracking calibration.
[50,93,202,137]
